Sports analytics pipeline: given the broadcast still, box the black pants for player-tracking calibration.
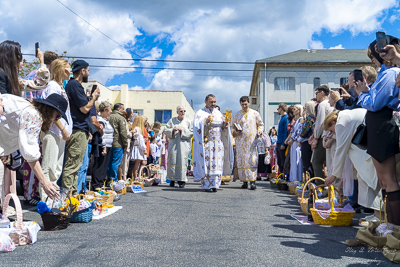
[301,141,314,177]
[275,143,286,172]
[91,147,112,190]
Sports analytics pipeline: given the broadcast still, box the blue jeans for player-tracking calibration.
[107,147,124,182]
[76,144,92,192]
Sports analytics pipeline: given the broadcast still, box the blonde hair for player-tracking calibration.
[294,104,303,118]
[304,100,316,117]
[360,65,377,84]
[323,112,338,131]
[51,59,69,85]
[132,115,145,135]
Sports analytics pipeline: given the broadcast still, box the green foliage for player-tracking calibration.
[19,51,73,78]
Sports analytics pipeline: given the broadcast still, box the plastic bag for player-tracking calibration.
[0,233,15,252]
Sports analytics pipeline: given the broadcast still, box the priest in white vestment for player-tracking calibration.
[164,106,193,188]
[193,94,233,192]
[231,96,264,190]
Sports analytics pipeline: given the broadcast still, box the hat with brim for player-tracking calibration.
[34,93,69,123]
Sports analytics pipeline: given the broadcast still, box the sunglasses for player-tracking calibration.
[179,110,186,113]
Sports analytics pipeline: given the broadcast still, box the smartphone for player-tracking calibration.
[91,84,98,95]
[331,88,342,95]
[376,31,387,53]
[354,69,363,82]
[35,42,39,57]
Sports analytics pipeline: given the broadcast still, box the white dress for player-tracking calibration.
[130,127,146,160]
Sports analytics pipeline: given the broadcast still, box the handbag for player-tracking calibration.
[264,151,271,165]
[351,117,367,150]
[5,150,23,171]
[0,193,40,246]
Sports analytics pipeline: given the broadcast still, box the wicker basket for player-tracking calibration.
[269,173,283,188]
[41,196,74,231]
[116,186,127,195]
[70,194,94,223]
[310,185,355,226]
[97,193,114,205]
[299,177,325,215]
[277,181,289,191]
[222,175,232,182]
[288,181,300,195]
[270,165,279,178]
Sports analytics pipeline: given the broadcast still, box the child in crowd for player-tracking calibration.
[150,136,161,165]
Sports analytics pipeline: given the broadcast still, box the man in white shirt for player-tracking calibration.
[311,85,333,182]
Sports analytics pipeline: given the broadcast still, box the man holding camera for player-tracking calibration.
[232,96,264,190]
[63,60,100,193]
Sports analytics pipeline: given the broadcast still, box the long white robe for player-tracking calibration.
[164,117,193,182]
[193,107,233,189]
[332,108,381,210]
[231,109,264,182]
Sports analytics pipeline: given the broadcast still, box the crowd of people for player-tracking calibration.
[0,40,169,216]
[259,36,400,227]
[0,34,400,236]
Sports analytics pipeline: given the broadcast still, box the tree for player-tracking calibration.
[19,51,72,78]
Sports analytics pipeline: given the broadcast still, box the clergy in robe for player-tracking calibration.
[232,96,264,190]
[164,106,193,188]
[193,94,233,192]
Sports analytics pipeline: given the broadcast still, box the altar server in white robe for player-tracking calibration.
[192,94,233,192]
[164,106,193,188]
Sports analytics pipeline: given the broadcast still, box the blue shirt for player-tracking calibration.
[277,114,289,144]
[357,64,400,111]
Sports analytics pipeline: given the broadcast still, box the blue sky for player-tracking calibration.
[1,0,399,111]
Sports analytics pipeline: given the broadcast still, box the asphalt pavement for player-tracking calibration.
[1,179,396,267]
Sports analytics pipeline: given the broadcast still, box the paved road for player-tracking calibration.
[2,179,395,267]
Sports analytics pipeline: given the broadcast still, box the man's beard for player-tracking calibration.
[206,105,216,111]
[82,74,89,83]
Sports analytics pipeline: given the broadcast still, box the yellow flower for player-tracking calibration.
[65,197,79,211]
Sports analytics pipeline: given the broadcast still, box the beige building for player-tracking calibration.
[249,49,373,129]
[82,82,195,124]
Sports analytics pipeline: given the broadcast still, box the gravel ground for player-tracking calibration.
[1,179,396,267]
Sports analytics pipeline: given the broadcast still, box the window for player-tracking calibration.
[274,112,281,125]
[252,98,257,105]
[274,77,295,91]
[132,109,143,115]
[340,77,348,86]
[155,110,172,124]
[313,77,321,88]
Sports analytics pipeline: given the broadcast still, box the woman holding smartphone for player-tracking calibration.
[355,36,400,225]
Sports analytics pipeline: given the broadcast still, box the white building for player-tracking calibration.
[249,49,373,129]
[82,82,195,125]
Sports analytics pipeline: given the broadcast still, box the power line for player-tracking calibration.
[89,67,253,78]
[55,0,143,58]
[89,65,253,72]
[23,53,255,65]
[24,60,254,72]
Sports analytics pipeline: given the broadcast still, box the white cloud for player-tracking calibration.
[309,40,324,49]
[329,44,345,49]
[1,0,398,113]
